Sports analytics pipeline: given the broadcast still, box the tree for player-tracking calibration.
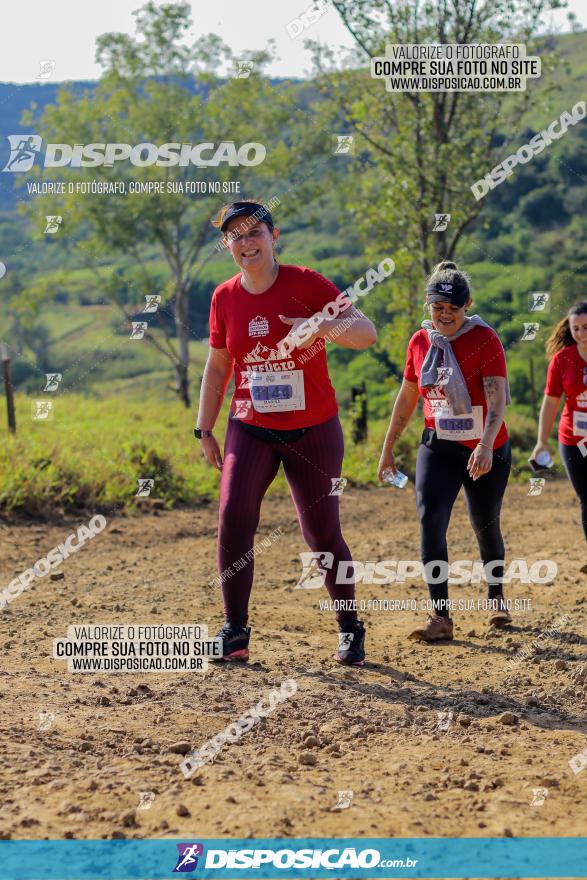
[306,0,566,359]
[21,2,290,406]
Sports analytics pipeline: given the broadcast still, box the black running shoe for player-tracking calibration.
[213,622,251,662]
[335,620,366,666]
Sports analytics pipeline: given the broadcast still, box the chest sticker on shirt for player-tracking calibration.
[434,404,484,441]
[573,409,587,436]
[248,315,269,338]
[248,370,306,413]
[576,390,587,409]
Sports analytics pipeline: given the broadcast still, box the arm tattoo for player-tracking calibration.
[389,414,408,444]
[483,376,502,427]
[483,376,499,401]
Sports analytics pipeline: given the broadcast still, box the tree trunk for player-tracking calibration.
[174,283,190,408]
[351,382,368,443]
[529,356,537,419]
[2,348,16,434]
[175,360,190,408]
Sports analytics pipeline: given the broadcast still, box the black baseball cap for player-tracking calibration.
[426,278,469,308]
[220,201,274,234]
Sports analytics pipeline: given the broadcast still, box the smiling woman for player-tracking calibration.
[378,259,514,642]
[194,199,377,666]
[533,301,587,547]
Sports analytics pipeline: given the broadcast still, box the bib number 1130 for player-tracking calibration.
[434,404,483,441]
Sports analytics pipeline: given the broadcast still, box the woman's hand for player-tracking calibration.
[277,315,323,351]
[467,443,493,481]
[200,435,223,470]
[378,446,397,482]
[530,442,550,462]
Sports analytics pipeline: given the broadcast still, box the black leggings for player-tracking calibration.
[415,430,512,616]
[559,442,587,541]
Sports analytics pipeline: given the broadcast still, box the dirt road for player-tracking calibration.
[0,480,585,841]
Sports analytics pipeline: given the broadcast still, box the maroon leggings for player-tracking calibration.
[217,415,357,626]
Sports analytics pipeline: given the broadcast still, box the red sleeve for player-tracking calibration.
[404,336,418,383]
[545,352,563,398]
[208,289,226,349]
[305,268,352,314]
[480,329,507,378]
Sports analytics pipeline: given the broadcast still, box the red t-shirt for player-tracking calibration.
[544,344,587,445]
[208,264,350,429]
[403,325,509,450]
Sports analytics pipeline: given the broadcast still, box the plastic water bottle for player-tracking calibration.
[536,451,553,468]
[381,467,408,488]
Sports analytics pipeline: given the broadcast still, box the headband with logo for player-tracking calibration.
[426,279,468,306]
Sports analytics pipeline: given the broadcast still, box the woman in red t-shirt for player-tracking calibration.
[195,200,376,664]
[532,301,587,545]
[377,261,512,642]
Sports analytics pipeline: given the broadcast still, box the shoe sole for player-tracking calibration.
[334,654,365,666]
[408,631,454,642]
[212,648,249,663]
[488,615,512,629]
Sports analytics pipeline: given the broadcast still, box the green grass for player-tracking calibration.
[0,392,539,517]
[0,394,221,516]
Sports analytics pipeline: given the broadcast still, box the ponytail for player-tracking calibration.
[431,260,458,273]
[426,260,471,302]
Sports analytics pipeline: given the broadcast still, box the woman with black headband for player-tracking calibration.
[378,261,512,641]
[196,200,377,663]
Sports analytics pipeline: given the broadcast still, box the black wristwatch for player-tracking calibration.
[194,428,213,440]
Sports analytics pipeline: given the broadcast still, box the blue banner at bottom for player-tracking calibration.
[0,837,585,879]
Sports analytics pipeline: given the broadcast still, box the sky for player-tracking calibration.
[1,0,586,83]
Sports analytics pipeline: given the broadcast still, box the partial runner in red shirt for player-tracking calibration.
[532,301,587,547]
[196,200,377,665]
[378,260,512,643]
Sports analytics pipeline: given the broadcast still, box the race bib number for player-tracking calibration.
[248,370,306,413]
[434,404,484,441]
[573,410,587,436]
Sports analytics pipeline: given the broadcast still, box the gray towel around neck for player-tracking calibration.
[420,315,511,415]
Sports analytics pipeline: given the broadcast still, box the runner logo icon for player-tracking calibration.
[436,366,453,387]
[529,292,550,312]
[44,373,62,392]
[432,213,451,232]
[333,134,353,154]
[2,135,42,172]
[295,551,334,589]
[522,322,539,341]
[44,215,62,234]
[173,843,204,873]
